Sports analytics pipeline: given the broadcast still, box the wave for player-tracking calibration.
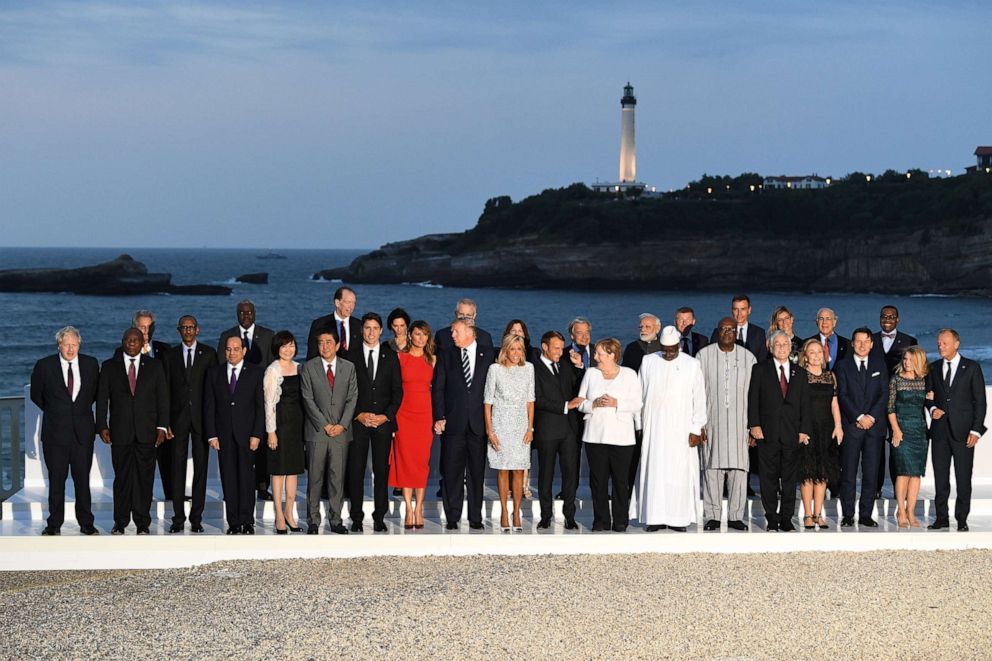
[311,277,342,283]
[909,293,953,298]
[402,281,443,289]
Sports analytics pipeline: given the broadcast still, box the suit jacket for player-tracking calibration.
[431,343,497,436]
[203,362,265,445]
[803,333,850,371]
[833,354,889,435]
[715,324,768,362]
[353,343,404,433]
[533,358,580,442]
[306,314,363,364]
[30,353,100,446]
[299,356,359,443]
[926,357,988,442]
[217,325,275,369]
[435,326,495,351]
[622,339,660,373]
[96,354,169,444]
[747,360,813,444]
[163,342,218,436]
[112,340,171,361]
[871,330,917,375]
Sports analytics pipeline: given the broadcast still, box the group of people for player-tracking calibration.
[30,290,987,536]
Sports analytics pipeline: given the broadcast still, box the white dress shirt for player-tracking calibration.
[363,343,380,379]
[738,322,750,344]
[321,356,338,379]
[240,324,256,348]
[181,341,198,368]
[881,332,896,353]
[462,340,478,381]
[228,359,244,383]
[59,355,80,401]
[334,313,351,348]
[773,358,790,382]
[943,353,961,387]
[123,353,141,379]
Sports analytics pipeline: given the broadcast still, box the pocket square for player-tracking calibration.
[871,371,880,377]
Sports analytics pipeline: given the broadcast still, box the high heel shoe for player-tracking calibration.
[803,515,814,530]
[287,524,302,533]
[414,513,424,529]
[500,513,510,532]
[814,512,828,530]
[513,513,522,531]
[275,527,288,535]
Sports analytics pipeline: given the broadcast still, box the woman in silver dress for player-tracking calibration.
[484,333,535,531]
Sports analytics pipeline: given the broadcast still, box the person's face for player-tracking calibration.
[775,311,794,334]
[674,312,695,334]
[123,329,144,357]
[805,342,824,368]
[58,333,80,361]
[363,320,382,347]
[571,322,591,347]
[278,340,296,362]
[390,317,408,339]
[771,335,791,362]
[731,301,751,325]
[455,303,477,324]
[901,351,915,374]
[236,303,255,330]
[335,290,357,318]
[816,310,836,336]
[852,332,873,358]
[880,308,899,333]
[410,327,428,349]
[134,315,153,344]
[225,336,246,365]
[542,337,564,362]
[594,345,616,367]
[317,333,338,361]
[717,323,736,349]
[509,323,525,338]
[640,317,659,340]
[660,344,679,361]
[507,342,524,365]
[451,323,473,349]
[177,318,199,346]
[937,332,959,360]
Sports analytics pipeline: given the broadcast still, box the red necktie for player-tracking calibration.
[66,362,74,398]
[326,363,335,392]
[128,359,137,395]
[823,338,831,365]
[779,364,788,398]
[339,320,347,352]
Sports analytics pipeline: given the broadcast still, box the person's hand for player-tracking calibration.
[523,429,533,445]
[700,428,708,445]
[798,433,810,445]
[268,431,278,451]
[488,432,501,452]
[324,423,335,436]
[932,408,945,420]
[863,415,875,429]
[99,429,112,445]
[833,425,844,445]
[926,391,934,400]
[155,429,166,447]
[688,433,701,447]
[434,419,446,435]
[249,436,260,451]
[166,427,175,440]
[967,432,981,449]
[568,350,582,367]
[750,426,764,441]
[568,397,584,410]
[356,412,372,427]
[596,394,618,408]
[328,424,344,438]
[372,414,388,428]
[208,437,220,451]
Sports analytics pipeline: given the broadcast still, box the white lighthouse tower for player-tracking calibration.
[619,82,637,183]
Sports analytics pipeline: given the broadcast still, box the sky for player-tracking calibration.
[1,1,989,249]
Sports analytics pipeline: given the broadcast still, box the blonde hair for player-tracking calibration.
[497,333,527,367]
[799,337,824,369]
[595,338,622,364]
[902,346,930,378]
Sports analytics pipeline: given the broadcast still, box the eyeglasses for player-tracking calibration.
[177,325,197,331]
[816,317,836,322]
[880,314,898,320]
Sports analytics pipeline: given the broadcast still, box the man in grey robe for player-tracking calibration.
[697,316,756,531]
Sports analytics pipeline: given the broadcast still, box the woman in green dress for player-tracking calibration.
[886,346,931,528]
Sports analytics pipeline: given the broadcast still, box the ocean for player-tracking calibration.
[2,246,992,397]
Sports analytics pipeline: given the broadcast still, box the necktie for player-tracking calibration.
[737,328,744,347]
[823,338,831,365]
[66,362,74,398]
[681,335,690,355]
[462,348,472,386]
[243,330,250,351]
[882,332,896,339]
[581,347,589,369]
[944,361,952,389]
[779,364,788,398]
[367,349,375,380]
[339,320,347,351]
[551,362,559,377]
[185,347,192,370]
[326,363,335,391]
[229,367,238,395]
[128,359,137,395]
[859,360,867,375]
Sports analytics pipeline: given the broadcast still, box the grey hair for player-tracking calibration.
[451,319,477,337]
[132,309,155,326]
[816,307,837,320]
[55,325,81,346]
[767,329,791,349]
[568,316,592,334]
[454,298,477,313]
[638,313,660,324]
[237,299,256,310]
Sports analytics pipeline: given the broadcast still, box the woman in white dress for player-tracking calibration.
[484,333,535,531]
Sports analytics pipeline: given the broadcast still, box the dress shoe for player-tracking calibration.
[373,520,387,532]
[351,521,364,533]
[226,526,241,535]
[858,517,878,528]
[766,521,779,532]
[242,524,255,535]
[445,522,458,530]
[536,518,551,530]
[257,489,273,501]
[927,520,949,530]
[393,487,402,496]
[469,522,484,530]
[612,524,628,533]
[329,523,349,535]
[307,524,319,534]
[136,527,150,535]
[190,523,205,533]
[111,525,125,535]
[591,522,608,532]
[669,525,687,533]
[841,516,855,527]
[645,524,667,532]
[41,526,60,536]
[727,520,748,531]
[703,519,721,531]
[288,524,302,533]
[779,520,796,532]
[275,527,288,535]
[79,524,99,536]
[563,518,578,530]
[958,522,969,532]
[169,523,184,534]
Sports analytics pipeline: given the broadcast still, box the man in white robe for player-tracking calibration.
[632,325,707,531]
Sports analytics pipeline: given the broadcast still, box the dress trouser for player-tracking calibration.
[839,425,882,519]
[757,436,798,526]
[254,438,270,492]
[703,468,747,522]
[931,432,974,524]
[440,431,486,525]
[585,442,633,528]
[171,424,209,526]
[111,439,156,528]
[155,435,173,501]
[218,436,257,527]
[42,439,95,529]
[876,435,899,496]
[535,432,578,521]
[307,436,348,527]
[347,424,393,523]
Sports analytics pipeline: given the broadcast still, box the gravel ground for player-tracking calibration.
[1,550,990,660]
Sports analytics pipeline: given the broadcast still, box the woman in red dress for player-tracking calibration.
[389,320,436,529]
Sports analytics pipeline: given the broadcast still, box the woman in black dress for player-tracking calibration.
[264,331,305,533]
[797,339,843,529]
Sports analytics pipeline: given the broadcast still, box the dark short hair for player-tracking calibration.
[880,305,900,316]
[675,306,695,316]
[503,319,530,342]
[361,312,383,328]
[334,286,355,302]
[541,330,565,346]
[731,294,751,306]
[225,334,248,350]
[851,326,873,341]
[387,307,411,329]
[316,325,339,343]
[177,314,198,327]
[271,330,297,358]
[123,327,143,342]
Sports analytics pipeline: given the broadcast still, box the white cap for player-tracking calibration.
[660,325,681,346]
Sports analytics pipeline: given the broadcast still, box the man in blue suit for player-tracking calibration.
[834,327,889,527]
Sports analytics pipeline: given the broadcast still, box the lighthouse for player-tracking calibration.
[619,82,636,183]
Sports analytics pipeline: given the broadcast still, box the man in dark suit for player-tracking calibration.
[348,312,403,532]
[925,328,987,531]
[433,298,494,350]
[621,313,661,372]
[217,299,274,501]
[306,286,363,364]
[204,335,265,534]
[747,330,812,531]
[803,307,850,371]
[533,330,582,529]
[163,315,218,533]
[675,307,709,358]
[30,325,101,536]
[871,304,918,497]
[712,294,767,362]
[432,320,497,529]
[834,327,889,528]
[96,328,169,535]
